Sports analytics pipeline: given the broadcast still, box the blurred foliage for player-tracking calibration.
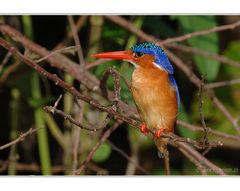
[0,15,240,175]
[92,143,111,162]
[172,16,220,81]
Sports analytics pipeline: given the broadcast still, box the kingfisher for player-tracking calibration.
[93,42,180,156]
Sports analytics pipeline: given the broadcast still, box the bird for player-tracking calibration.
[93,42,180,157]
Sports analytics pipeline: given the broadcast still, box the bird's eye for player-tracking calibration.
[133,52,144,58]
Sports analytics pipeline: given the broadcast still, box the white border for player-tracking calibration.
[0,0,240,14]
[1,176,238,191]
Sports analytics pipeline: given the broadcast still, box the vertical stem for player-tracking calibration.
[31,73,52,175]
[87,16,103,61]
[63,74,74,174]
[23,15,52,175]
[8,88,20,175]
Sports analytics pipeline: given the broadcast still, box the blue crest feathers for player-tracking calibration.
[130,42,174,74]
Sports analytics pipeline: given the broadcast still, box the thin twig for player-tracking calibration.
[0,128,40,150]
[167,44,240,69]
[0,51,12,71]
[205,78,240,89]
[36,45,82,63]
[177,120,240,143]
[55,16,88,50]
[160,20,240,45]
[107,140,148,174]
[198,75,209,149]
[67,16,85,66]
[0,60,21,87]
[53,94,62,108]
[44,106,110,132]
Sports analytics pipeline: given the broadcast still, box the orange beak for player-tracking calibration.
[93,51,132,60]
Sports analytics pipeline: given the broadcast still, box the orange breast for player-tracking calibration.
[131,67,178,132]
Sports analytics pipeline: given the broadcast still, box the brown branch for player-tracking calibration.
[0,160,64,174]
[177,120,240,143]
[205,78,240,89]
[0,128,40,150]
[44,106,110,132]
[160,20,240,45]
[177,145,208,175]
[167,44,240,69]
[172,141,225,175]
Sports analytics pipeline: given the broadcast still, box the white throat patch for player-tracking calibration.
[124,60,139,68]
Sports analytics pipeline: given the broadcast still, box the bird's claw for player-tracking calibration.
[140,124,149,134]
[155,128,167,139]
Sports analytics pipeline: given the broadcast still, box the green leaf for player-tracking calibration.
[224,40,240,61]
[175,16,220,81]
[223,40,240,77]
[92,143,111,162]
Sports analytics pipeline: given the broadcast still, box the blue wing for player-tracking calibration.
[156,53,174,74]
[168,75,180,109]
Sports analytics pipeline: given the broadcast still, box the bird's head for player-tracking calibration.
[93,42,174,74]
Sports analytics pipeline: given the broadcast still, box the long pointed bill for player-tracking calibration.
[93,51,132,60]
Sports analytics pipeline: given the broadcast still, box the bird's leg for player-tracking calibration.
[140,123,149,134]
[155,127,168,139]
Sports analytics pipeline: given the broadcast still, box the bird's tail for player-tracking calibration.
[155,137,170,175]
[155,137,168,157]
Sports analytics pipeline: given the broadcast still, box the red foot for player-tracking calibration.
[140,124,149,134]
[155,128,166,139]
